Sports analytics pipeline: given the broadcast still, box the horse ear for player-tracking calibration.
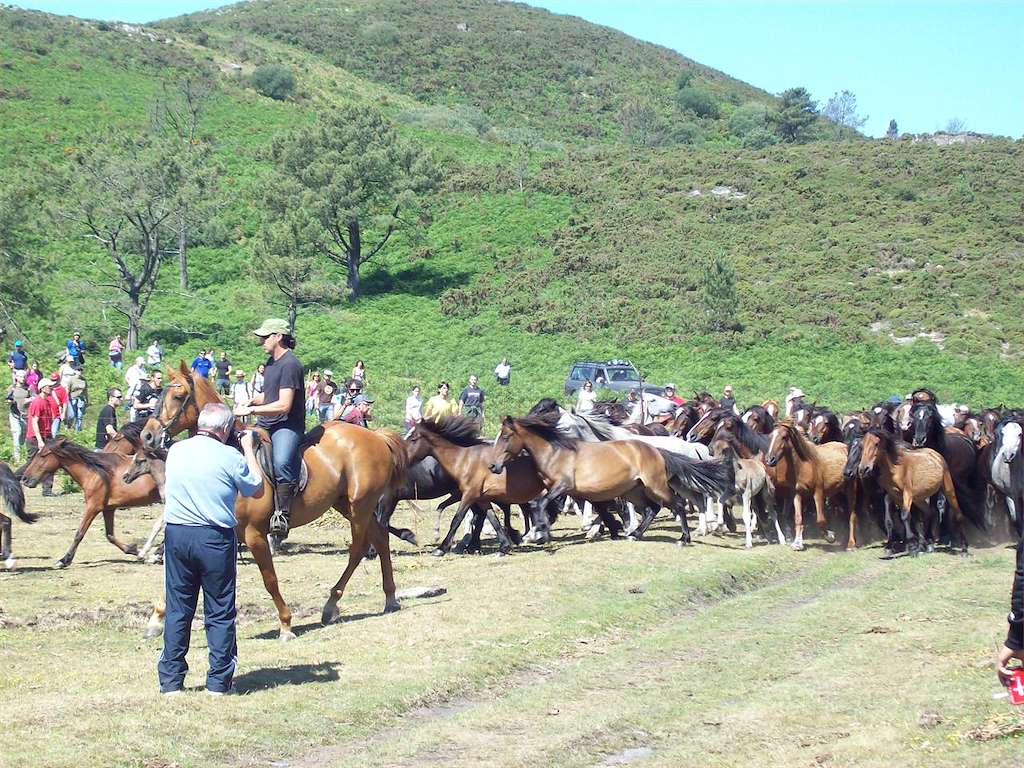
[177,360,189,377]
[502,415,514,426]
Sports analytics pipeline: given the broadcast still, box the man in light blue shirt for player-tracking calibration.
[158,403,264,696]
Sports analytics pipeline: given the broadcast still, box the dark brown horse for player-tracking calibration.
[806,408,843,445]
[741,405,776,435]
[909,401,983,531]
[140,362,408,639]
[21,438,161,567]
[406,416,546,555]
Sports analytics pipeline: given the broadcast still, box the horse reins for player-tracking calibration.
[152,380,196,443]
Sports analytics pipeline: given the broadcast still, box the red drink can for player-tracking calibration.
[1009,669,1024,706]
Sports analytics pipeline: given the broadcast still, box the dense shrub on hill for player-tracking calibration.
[249,63,295,100]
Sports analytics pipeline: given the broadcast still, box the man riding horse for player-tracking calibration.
[232,319,305,540]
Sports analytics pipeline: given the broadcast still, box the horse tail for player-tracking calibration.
[0,463,36,524]
[658,448,734,501]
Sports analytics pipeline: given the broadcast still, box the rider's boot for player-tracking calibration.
[269,481,297,540]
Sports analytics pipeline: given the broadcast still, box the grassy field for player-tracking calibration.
[1,487,1022,768]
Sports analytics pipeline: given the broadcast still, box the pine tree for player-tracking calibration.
[770,87,819,143]
[886,119,898,139]
[699,253,740,333]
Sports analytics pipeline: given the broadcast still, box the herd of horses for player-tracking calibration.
[3,364,1023,641]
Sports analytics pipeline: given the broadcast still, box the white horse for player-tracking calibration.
[991,419,1023,536]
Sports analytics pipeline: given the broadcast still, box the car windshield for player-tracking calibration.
[608,367,637,382]
[571,366,594,381]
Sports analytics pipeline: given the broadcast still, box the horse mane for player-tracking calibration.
[910,401,944,445]
[47,437,117,480]
[417,415,484,447]
[572,410,619,441]
[528,398,561,417]
[115,421,145,447]
[717,414,769,454]
[866,427,902,464]
[514,414,579,451]
[776,419,811,460]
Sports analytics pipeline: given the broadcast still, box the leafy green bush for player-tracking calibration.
[676,85,719,119]
[361,20,400,45]
[249,63,295,100]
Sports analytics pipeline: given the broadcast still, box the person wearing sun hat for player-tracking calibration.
[232,318,304,539]
[27,376,58,496]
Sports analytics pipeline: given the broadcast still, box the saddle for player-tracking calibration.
[249,428,309,494]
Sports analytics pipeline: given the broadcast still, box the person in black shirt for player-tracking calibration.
[95,388,121,449]
[133,371,163,422]
[720,384,739,415]
[998,516,1024,689]
[214,352,231,396]
[233,318,305,539]
[458,375,485,422]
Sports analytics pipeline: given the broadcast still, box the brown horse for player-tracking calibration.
[858,429,967,554]
[489,414,731,546]
[406,417,546,555]
[761,400,780,421]
[140,362,408,639]
[20,438,161,567]
[765,420,853,550]
[685,407,729,444]
[741,405,776,435]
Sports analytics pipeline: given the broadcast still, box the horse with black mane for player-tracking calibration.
[807,408,843,445]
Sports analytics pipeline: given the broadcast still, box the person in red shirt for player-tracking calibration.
[49,372,68,437]
[26,378,57,496]
[663,384,685,407]
[341,394,373,428]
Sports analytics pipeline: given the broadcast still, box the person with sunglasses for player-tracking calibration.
[95,388,121,449]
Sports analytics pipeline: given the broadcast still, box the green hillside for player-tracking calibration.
[0,1,1022,460]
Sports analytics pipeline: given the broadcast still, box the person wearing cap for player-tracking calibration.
[65,332,85,366]
[662,384,685,407]
[720,385,739,415]
[341,393,373,428]
[133,370,163,423]
[230,370,251,411]
[233,319,305,539]
[27,378,58,496]
[317,370,338,424]
[8,340,27,375]
[49,373,68,438]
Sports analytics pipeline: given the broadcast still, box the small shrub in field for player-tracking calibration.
[676,86,719,119]
[249,63,295,100]
[362,21,400,45]
[894,186,917,202]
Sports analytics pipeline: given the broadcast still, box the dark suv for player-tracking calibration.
[564,359,661,396]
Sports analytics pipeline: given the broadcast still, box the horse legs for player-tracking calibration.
[846,491,858,550]
[940,470,969,555]
[322,510,374,626]
[814,489,835,544]
[367,516,400,613]
[791,494,806,551]
[99,508,138,557]
[144,597,166,639]
[244,524,294,640]
[743,490,754,548]
[1,513,12,569]
[138,515,166,563]
[57,504,106,568]
[483,505,514,554]
[434,499,475,556]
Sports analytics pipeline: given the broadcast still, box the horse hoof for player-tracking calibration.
[676,539,688,548]
[321,604,340,626]
[55,558,69,569]
[279,629,297,642]
[790,541,805,552]
[3,556,14,570]
[383,600,401,614]
[431,548,446,558]
[125,545,139,556]
[402,532,419,546]
[142,625,163,640]
[824,530,836,544]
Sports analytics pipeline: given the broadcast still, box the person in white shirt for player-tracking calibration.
[576,379,596,414]
[494,358,511,386]
[124,356,147,415]
[230,370,251,407]
[146,339,162,366]
[404,386,422,431]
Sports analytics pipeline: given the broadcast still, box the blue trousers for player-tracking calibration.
[158,523,237,693]
[269,425,301,484]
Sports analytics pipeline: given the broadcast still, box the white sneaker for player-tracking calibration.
[162,689,183,697]
[206,684,237,696]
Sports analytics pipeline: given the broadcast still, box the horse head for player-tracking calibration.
[910,402,940,448]
[141,361,205,451]
[996,420,1023,465]
[488,416,523,474]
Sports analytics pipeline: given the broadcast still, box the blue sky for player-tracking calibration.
[11,1,1023,137]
